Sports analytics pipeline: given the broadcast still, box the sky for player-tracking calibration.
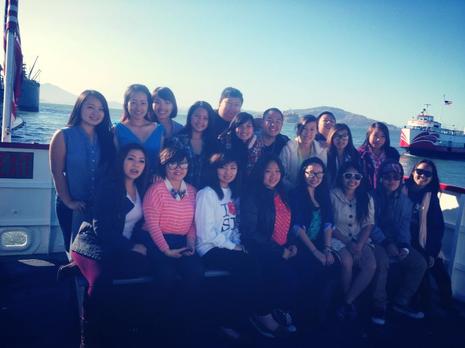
[12,0,465,128]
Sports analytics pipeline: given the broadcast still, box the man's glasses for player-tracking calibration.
[343,173,363,181]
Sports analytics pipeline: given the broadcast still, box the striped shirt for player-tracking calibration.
[143,180,197,252]
[272,194,291,246]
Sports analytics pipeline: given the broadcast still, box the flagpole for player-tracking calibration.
[1,0,19,142]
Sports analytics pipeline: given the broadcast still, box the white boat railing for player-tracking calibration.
[1,142,465,300]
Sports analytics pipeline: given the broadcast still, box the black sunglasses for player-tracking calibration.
[415,168,433,178]
[343,173,363,181]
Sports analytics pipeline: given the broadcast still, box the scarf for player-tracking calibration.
[418,191,431,248]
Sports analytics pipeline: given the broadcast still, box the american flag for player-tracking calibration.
[3,0,23,123]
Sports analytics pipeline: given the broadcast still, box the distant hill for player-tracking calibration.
[283,106,399,130]
[40,83,121,109]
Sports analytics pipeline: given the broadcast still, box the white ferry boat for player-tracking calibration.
[400,108,465,158]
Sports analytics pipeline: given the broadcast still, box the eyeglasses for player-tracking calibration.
[334,134,349,140]
[305,171,324,179]
[167,161,189,170]
[382,173,402,181]
[343,173,363,181]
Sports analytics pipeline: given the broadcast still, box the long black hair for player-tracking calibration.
[335,161,371,224]
[116,143,149,193]
[249,154,289,208]
[67,90,115,166]
[362,122,391,150]
[179,100,216,142]
[406,159,440,195]
[205,152,241,200]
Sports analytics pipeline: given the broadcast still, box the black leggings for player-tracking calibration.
[202,248,258,324]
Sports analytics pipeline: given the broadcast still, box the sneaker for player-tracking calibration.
[371,308,386,325]
[336,303,358,321]
[272,309,297,333]
[392,303,424,319]
[249,316,290,339]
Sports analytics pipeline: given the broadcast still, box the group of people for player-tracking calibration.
[50,85,454,346]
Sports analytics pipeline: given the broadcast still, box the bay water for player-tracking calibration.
[13,103,465,188]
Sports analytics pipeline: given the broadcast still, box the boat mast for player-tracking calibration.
[1,0,20,142]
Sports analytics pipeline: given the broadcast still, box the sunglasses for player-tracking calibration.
[167,161,189,170]
[305,171,324,179]
[382,173,402,181]
[343,173,363,181]
[415,168,433,178]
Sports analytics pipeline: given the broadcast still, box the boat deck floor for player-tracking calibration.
[1,253,465,348]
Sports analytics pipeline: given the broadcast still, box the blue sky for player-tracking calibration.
[13,0,465,128]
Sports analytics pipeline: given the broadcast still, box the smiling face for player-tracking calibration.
[369,128,386,150]
[218,97,242,122]
[381,172,401,193]
[235,120,254,142]
[299,121,317,145]
[190,107,209,133]
[333,129,349,151]
[318,114,336,137]
[263,161,282,189]
[80,96,105,127]
[123,149,146,181]
[153,96,174,122]
[165,158,189,183]
[304,163,324,189]
[217,161,238,188]
[342,167,363,192]
[413,162,433,188]
[263,110,283,138]
[127,91,149,120]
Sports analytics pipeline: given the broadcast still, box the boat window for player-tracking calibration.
[0,229,29,250]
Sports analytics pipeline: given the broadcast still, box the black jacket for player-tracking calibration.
[240,189,289,258]
[93,179,142,256]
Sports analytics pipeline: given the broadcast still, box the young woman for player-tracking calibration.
[195,152,252,338]
[280,115,327,189]
[315,111,336,144]
[142,146,204,319]
[358,122,400,190]
[405,160,454,313]
[371,160,426,324]
[167,101,218,189]
[326,123,361,187]
[218,112,264,177]
[70,143,150,346]
[114,84,164,176]
[289,157,337,324]
[50,90,115,253]
[241,155,298,337]
[330,161,376,320]
[152,86,183,139]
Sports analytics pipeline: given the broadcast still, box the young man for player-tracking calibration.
[259,108,290,156]
[212,87,243,138]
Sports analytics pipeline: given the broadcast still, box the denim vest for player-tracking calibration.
[62,126,100,201]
